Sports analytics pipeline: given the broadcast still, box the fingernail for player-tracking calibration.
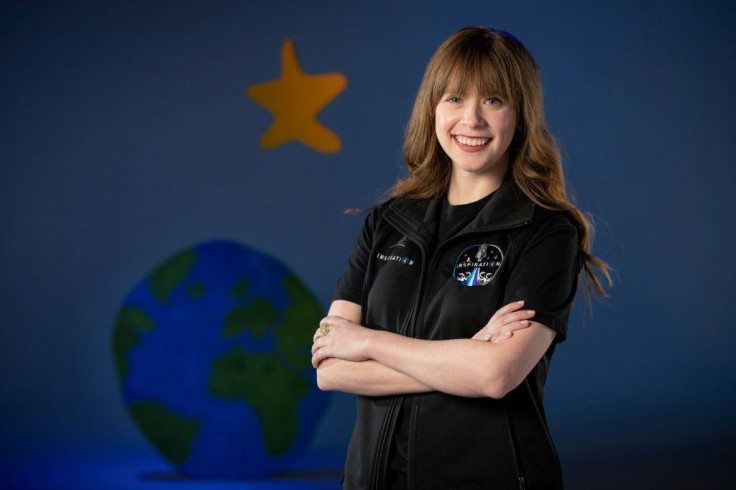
[527,310,535,315]
[504,332,511,337]
[516,300,524,305]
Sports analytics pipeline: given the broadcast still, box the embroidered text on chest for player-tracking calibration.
[376,252,415,266]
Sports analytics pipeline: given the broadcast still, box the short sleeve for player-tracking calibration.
[502,213,581,343]
[332,209,378,305]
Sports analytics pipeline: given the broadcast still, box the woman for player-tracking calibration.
[312,26,610,490]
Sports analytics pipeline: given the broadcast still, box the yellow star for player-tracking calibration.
[247,39,347,153]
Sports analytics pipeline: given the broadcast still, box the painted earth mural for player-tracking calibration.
[112,241,328,477]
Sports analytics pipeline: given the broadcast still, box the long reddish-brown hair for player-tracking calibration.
[389,26,611,297]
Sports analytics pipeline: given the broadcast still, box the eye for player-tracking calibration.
[444,95,462,103]
[485,96,503,105]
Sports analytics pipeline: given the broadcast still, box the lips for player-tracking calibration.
[453,135,490,152]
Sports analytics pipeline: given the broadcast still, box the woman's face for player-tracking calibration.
[435,87,517,181]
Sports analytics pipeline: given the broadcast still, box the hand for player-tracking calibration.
[472,300,535,343]
[311,316,374,368]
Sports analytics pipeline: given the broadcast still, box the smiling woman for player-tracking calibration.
[312,26,611,490]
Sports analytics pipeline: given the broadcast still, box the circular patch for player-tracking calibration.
[452,244,503,286]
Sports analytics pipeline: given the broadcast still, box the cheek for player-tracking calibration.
[434,108,454,134]
[434,115,453,151]
[434,112,444,135]
[434,118,447,146]
[498,112,517,139]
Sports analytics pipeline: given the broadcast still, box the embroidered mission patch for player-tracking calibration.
[452,244,503,286]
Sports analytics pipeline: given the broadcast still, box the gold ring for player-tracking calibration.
[318,325,330,336]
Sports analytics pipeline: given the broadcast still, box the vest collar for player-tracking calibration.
[384,178,535,244]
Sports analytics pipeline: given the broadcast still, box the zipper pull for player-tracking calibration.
[519,476,526,490]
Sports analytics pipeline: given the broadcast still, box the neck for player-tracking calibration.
[447,166,507,205]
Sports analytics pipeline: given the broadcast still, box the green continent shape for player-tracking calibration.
[224,298,277,338]
[209,348,309,455]
[112,306,154,379]
[129,401,200,464]
[149,248,196,304]
[275,274,324,370]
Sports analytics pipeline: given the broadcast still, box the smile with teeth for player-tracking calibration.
[454,135,490,147]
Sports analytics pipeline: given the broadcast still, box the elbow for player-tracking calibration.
[315,368,332,391]
[315,360,339,392]
[481,383,510,400]
[483,386,511,400]
[479,373,520,400]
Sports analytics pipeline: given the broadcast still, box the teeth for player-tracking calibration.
[455,136,489,147]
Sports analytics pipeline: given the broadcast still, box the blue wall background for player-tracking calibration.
[1,0,734,488]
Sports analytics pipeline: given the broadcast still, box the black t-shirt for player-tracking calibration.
[438,192,495,242]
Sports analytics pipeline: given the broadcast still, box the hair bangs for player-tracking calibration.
[437,40,516,105]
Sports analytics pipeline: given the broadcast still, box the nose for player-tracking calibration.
[462,100,485,128]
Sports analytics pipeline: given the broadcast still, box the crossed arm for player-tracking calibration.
[312,299,556,399]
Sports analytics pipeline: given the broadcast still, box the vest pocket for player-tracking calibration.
[412,394,517,487]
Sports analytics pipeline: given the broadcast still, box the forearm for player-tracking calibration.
[365,324,554,399]
[316,357,433,396]
[312,301,552,399]
[366,333,499,397]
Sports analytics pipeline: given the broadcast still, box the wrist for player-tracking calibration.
[363,328,383,361]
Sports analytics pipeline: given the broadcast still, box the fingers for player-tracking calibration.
[313,314,360,343]
[492,320,532,342]
[312,347,325,368]
[311,336,324,355]
[312,316,341,367]
[493,300,525,318]
[313,316,336,342]
[473,303,535,343]
[473,327,516,342]
[313,323,328,342]
[497,309,535,327]
[475,307,534,336]
[474,320,532,343]
[483,301,529,335]
[483,330,513,343]
[312,350,325,368]
[311,337,329,367]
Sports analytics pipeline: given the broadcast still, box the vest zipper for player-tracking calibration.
[370,398,401,490]
[369,220,429,489]
[505,402,526,489]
